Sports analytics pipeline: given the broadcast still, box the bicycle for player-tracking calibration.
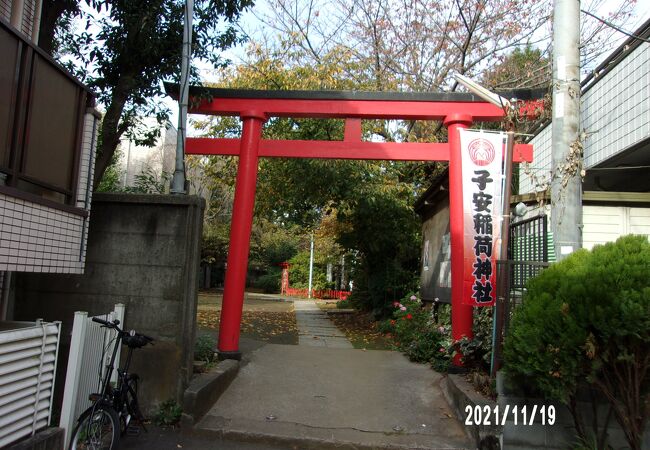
[69,317,153,450]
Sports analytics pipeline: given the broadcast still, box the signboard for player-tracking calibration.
[438,233,451,288]
[423,240,430,271]
[459,129,506,307]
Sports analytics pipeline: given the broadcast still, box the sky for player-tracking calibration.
[160,0,650,134]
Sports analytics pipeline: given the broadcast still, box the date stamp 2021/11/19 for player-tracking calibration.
[464,404,556,426]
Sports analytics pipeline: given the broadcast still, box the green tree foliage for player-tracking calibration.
[287,251,327,291]
[201,221,230,266]
[483,46,550,90]
[336,187,421,315]
[503,235,650,450]
[193,47,425,310]
[95,148,123,192]
[249,220,302,268]
[46,0,253,189]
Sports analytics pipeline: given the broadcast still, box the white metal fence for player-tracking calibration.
[59,304,125,447]
[0,320,62,448]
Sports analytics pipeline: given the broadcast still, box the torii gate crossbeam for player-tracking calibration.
[167,85,533,363]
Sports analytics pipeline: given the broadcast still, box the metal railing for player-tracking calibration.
[0,19,92,206]
[0,320,62,447]
[492,215,551,374]
[497,260,549,335]
[59,304,125,447]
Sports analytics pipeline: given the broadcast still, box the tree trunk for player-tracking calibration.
[93,76,134,190]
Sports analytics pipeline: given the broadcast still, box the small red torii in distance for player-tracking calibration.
[166,85,533,363]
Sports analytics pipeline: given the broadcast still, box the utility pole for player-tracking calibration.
[308,233,314,298]
[170,0,193,194]
[124,140,132,188]
[551,0,582,259]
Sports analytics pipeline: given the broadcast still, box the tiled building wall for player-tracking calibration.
[519,124,551,194]
[20,0,34,38]
[1,0,36,39]
[76,112,98,210]
[582,42,650,168]
[0,0,10,22]
[0,111,99,274]
[519,40,650,195]
[0,196,85,272]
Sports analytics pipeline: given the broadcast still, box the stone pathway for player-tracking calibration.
[293,300,354,348]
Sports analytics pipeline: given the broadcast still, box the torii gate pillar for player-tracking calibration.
[165,86,534,364]
[445,114,475,364]
[217,112,266,360]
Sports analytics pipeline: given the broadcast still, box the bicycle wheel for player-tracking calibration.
[69,404,120,450]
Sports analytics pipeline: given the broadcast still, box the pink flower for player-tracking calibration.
[393,301,400,307]
[438,326,445,334]
[399,306,407,311]
[439,347,445,353]
[410,295,417,301]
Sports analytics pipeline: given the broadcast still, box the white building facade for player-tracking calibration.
[518,18,650,249]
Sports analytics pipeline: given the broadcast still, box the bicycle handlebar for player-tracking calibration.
[91,317,119,328]
[91,317,154,345]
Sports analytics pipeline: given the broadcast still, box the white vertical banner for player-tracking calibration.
[459,129,507,306]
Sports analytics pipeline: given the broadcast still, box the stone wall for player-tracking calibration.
[13,193,204,413]
[497,372,650,449]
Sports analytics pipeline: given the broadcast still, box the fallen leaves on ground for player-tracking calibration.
[197,308,299,345]
[328,312,394,350]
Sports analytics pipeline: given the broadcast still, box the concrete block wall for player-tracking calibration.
[13,193,205,413]
[498,373,650,449]
[499,394,648,450]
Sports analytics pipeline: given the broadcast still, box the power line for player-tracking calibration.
[587,165,650,171]
[580,9,650,44]
[522,165,650,171]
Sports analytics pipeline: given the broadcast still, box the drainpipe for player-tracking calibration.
[170,0,193,194]
[10,0,25,31]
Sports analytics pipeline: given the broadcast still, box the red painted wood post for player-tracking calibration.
[444,113,474,366]
[217,113,266,359]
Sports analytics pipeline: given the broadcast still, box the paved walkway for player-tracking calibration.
[196,299,472,449]
[294,300,354,348]
[198,345,470,449]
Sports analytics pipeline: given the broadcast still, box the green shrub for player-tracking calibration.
[380,294,452,369]
[336,299,352,309]
[254,269,282,293]
[457,307,493,371]
[153,399,182,427]
[503,235,650,450]
[194,334,216,363]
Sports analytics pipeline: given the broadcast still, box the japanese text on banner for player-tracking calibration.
[459,129,507,307]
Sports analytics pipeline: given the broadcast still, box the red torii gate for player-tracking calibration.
[169,86,533,361]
